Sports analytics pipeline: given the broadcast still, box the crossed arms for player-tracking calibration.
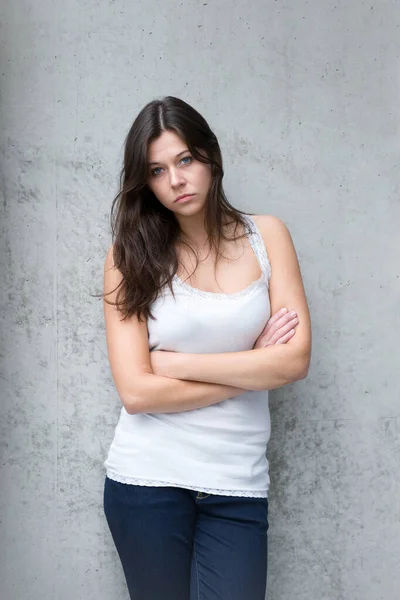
[104,216,312,414]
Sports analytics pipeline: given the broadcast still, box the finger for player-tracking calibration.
[263,314,298,341]
[263,310,297,336]
[267,308,289,327]
[258,325,296,348]
[275,329,296,344]
[255,338,273,349]
[269,317,299,344]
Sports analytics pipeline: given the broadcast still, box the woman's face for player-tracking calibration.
[146,130,212,216]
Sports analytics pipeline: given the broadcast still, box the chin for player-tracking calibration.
[173,202,206,216]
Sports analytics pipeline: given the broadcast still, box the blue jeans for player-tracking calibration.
[103,476,269,600]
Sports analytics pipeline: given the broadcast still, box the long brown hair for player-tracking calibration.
[104,96,252,322]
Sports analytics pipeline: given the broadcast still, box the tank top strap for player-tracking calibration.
[242,214,271,283]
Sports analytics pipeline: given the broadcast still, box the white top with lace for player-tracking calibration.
[104,214,272,498]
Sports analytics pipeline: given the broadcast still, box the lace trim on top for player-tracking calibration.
[106,471,268,499]
[172,214,271,300]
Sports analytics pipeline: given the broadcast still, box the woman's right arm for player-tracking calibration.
[104,247,246,415]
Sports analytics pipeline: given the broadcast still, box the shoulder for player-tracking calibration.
[251,214,290,234]
[250,214,293,247]
[250,214,299,270]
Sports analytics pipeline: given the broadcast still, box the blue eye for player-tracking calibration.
[150,156,192,177]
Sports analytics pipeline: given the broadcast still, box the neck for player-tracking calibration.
[175,210,210,251]
[175,210,233,254]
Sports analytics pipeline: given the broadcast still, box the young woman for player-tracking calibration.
[102,96,311,600]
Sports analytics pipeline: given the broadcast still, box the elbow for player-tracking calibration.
[290,352,311,383]
[121,385,147,415]
[120,372,153,415]
[123,399,141,415]
[121,394,142,415]
[295,365,309,382]
[270,348,310,388]
[251,356,310,392]
[254,346,311,391]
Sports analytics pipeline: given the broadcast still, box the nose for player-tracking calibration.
[169,167,185,188]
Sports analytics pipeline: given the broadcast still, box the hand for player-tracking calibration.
[253,308,299,349]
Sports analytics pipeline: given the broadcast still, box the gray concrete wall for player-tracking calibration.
[1,1,399,599]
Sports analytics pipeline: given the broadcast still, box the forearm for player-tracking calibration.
[123,373,247,415]
[161,345,310,391]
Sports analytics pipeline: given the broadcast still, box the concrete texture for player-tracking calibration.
[0,1,399,599]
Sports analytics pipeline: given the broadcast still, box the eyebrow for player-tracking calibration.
[148,149,189,166]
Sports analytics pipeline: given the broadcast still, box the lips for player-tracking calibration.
[175,194,194,203]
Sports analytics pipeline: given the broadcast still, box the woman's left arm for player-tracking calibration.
[151,215,312,392]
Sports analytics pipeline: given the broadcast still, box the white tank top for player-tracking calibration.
[104,214,272,497]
